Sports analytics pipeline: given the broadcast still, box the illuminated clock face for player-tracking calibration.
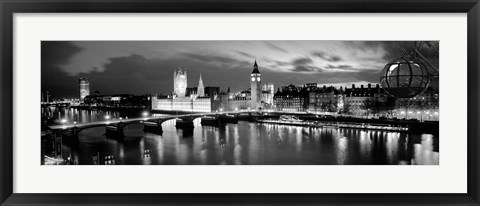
[251,77,255,81]
[257,77,261,81]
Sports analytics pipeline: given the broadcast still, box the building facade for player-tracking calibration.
[342,84,397,117]
[273,84,309,112]
[152,70,219,113]
[393,87,439,121]
[83,94,150,108]
[307,84,341,114]
[173,68,187,98]
[79,77,90,102]
[262,82,275,107]
[153,96,216,113]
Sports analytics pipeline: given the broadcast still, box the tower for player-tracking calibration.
[197,74,205,97]
[250,60,261,109]
[173,68,187,98]
[79,77,90,102]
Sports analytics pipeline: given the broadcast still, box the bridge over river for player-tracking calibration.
[47,111,257,146]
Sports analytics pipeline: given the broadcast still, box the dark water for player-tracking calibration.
[43,108,439,165]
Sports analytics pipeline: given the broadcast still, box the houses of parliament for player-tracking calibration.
[151,60,275,113]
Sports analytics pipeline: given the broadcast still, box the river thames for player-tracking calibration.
[42,108,439,165]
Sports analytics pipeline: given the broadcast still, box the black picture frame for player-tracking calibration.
[1,0,479,205]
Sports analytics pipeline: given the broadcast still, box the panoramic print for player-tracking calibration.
[41,41,439,165]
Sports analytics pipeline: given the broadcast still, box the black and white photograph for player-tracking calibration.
[41,40,439,165]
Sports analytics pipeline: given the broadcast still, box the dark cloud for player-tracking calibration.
[292,57,313,65]
[42,49,257,97]
[42,41,439,99]
[291,57,323,72]
[322,64,353,70]
[42,42,245,97]
[311,51,343,62]
[41,41,84,98]
[41,41,83,68]
[293,65,318,72]
[381,41,439,67]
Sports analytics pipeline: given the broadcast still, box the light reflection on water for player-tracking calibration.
[46,108,439,165]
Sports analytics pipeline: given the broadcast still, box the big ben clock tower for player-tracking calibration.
[250,60,261,110]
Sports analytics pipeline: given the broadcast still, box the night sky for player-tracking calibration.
[41,41,439,99]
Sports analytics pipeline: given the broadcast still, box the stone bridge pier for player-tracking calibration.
[143,119,164,134]
[175,117,196,129]
[106,121,146,141]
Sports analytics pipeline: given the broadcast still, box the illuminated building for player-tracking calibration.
[250,60,261,109]
[273,85,309,112]
[153,60,270,113]
[152,70,219,112]
[307,84,341,113]
[173,68,187,98]
[197,74,205,97]
[261,82,275,106]
[393,87,439,121]
[342,84,397,117]
[83,94,150,108]
[79,77,90,102]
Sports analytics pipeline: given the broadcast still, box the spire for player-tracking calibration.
[197,73,205,97]
[198,73,203,85]
[252,60,260,74]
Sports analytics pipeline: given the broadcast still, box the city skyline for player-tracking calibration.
[41,40,440,166]
[41,41,439,99]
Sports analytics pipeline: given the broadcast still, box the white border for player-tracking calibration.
[14,13,467,193]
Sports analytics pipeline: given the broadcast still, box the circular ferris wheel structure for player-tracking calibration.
[379,41,439,99]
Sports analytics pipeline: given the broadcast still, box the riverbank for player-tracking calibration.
[257,119,409,132]
[71,105,148,112]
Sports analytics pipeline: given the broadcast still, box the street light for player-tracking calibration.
[60,119,67,124]
[105,115,111,120]
[142,111,149,117]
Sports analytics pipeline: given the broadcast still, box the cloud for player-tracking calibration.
[264,42,288,53]
[71,52,255,95]
[322,64,354,71]
[41,41,84,98]
[234,50,254,59]
[291,57,324,72]
[292,57,313,65]
[42,41,84,67]
[41,41,439,99]
[311,51,343,62]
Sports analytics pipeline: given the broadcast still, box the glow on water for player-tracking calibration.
[46,108,439,165]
